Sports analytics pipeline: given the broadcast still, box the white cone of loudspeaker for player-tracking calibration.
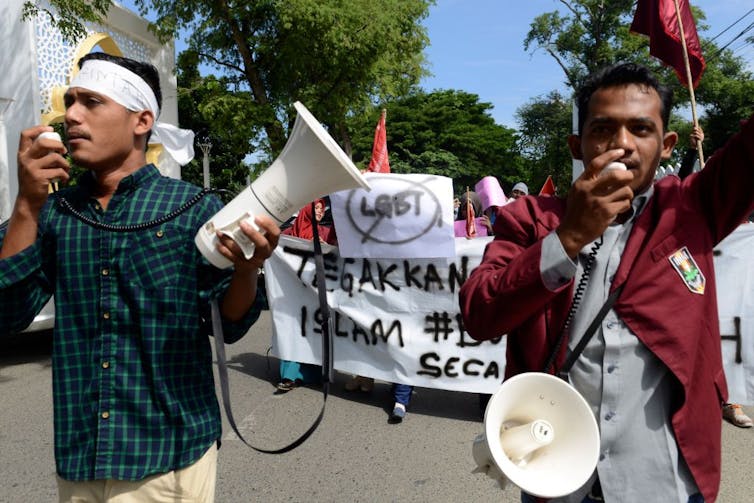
[195,101,371,268]
[472,372,600,498]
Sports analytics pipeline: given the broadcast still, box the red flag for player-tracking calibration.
[368,109,390,173]
[539,176,556,196]
[630,0,705,88]
[465,189,477,238]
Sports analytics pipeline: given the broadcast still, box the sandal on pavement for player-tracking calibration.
[723,403,753,428]
[276,379,301,393]
[359,376,374,393]
[344,375,374,393]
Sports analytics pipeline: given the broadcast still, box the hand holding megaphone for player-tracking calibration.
[214,214,280,270]
[195,102,370,269]
[34,131,68,192]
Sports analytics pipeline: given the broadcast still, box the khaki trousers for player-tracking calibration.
[57,443,217,503]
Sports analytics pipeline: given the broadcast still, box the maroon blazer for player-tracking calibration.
[460,116,754,502]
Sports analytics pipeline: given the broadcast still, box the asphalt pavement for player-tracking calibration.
[1,314,752,502]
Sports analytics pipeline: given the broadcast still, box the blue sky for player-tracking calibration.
[419,0,754,128]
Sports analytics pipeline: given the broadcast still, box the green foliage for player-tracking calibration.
[22,0,112,43]
[515,92,573,196]
[524,0,636,90]
[347,90,524,195]
[519,1,754,181]
[175,51,266,201]
[692,50,754,156]
[134,0,433,157]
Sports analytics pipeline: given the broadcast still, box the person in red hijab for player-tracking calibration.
[282,198,337,244]
[277,199,336,392]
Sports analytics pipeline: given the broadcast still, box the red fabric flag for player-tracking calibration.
[539,175,556,196]
[465,192,477,238]
[367,109,390,173]
[630,0,705,88]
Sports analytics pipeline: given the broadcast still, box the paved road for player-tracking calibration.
[1,315,752,502]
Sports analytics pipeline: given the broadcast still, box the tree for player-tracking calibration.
[134,0,433,158]
[347,90,524,195]
[22,0,111,42]
[524,0,638,91]
[175,51,265,199]
[515,91,573,195]
[521,1,754,167]
[692,49,754,155]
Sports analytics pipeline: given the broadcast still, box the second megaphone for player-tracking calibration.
[195,102,371,268]
[472,372,600,499]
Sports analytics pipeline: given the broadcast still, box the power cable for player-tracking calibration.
[706,8,754,44]
[706,20,754,63]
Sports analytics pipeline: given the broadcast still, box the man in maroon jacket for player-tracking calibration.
[460,63,754,502]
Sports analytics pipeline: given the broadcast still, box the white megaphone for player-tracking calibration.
[472,372,600,499]
[195,101,371,268]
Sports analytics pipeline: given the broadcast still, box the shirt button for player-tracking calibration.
[606,322,616,329]
[101,268,109,276]
[156,230,165,238]
[604,411,615,421]
[101,411,110,420]
[607,364,617,373]
[102,361,110,369]
[103,312,110,320]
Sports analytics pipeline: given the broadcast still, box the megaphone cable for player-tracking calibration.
[543,237,603,374]
[55,187,223,232]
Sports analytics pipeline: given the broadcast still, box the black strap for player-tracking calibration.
[310,203,335,384]
[210,201,332,453]
[557,284,624,381]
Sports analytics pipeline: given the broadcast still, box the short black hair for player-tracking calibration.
[77,52,162,111]
[575,62,673,135]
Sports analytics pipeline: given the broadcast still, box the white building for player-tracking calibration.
[0,0,180,223]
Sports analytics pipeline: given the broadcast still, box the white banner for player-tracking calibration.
[265,235,506,394]
[329,173,456,259]
[714,223,754,404]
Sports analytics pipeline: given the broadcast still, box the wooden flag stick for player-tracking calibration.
[673,0,705,167]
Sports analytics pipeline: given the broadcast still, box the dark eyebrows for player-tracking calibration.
[586,116,657,128]
[62,88,110,107]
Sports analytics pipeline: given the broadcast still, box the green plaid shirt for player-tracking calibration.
[0,165,262,481]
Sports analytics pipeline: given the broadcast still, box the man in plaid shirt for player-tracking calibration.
[0,53,279,501]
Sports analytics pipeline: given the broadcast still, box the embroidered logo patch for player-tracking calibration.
[668,246,705,294]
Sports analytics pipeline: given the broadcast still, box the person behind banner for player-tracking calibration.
[454,191,490,236]
[475,175,507,231]
[460,62,754,502]
[276,198,337,392]
[510,181,528,199]
[0,53,279,502]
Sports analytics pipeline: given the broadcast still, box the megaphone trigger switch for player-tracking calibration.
[218,212,261,260]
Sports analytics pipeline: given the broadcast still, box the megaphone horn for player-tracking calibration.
[472,372,600,499]
[195,102,371,268]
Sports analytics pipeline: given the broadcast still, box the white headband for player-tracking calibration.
[69,59,195,165]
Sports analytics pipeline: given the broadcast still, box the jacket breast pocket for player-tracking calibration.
[125,226,188,290]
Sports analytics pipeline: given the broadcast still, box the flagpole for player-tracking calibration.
[672,0,706,167]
